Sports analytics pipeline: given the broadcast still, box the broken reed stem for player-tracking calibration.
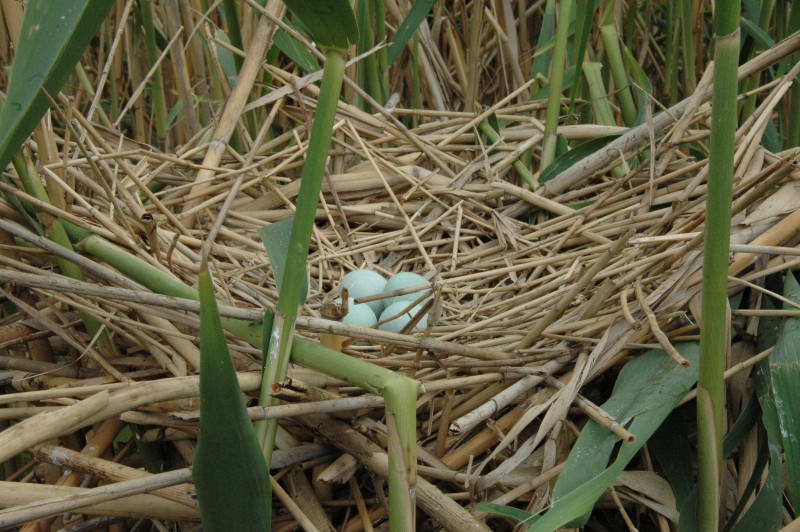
[634,280,690,367]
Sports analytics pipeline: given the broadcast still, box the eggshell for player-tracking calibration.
[340,269,387,315]
[384,272,428,306]
[378,301,428,332]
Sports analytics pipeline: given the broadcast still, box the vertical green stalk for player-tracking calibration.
[568,0,596,110]
[599,24,638,127]
[255,50,347,462]
[384,379,419,530]
[291,340,419,531]
[680,0,697,95]
[741,0,776,122]
[582,62,616,126]
[357,0,383,109]
[541,0,573,170]
[697,1,740,529]
[140,0,168,147]
[666,0,679,104]
[785,4,800,147]
[372,0,389,103]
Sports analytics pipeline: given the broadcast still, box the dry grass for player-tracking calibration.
[2,1,800,530]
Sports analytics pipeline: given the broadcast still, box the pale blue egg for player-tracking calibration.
[341,269,387,315]
[384,272,429,305]
[334,297,378,327]
[378,301,428,332]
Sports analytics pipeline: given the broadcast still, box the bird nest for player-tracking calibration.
[2,36,800,531]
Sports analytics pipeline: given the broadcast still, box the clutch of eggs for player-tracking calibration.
[339,269,430,332]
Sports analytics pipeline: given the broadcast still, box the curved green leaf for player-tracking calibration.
[741,16,776,51]
[387,0,436,65]
[475,502,538,525]
[194,269,270,532]
[283,0,358,52]
[531,0,557,81]
[0,0,114,174]
[274,26,321,73]
[756,295,782,445]
[538,343,700,531]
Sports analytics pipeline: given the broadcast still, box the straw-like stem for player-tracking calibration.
[696,2,740,529]
[72,225,419,530]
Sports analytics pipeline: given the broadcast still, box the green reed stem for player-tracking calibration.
[541,0,573,170]
[478,120,536,186]
[69,224,419,532]
[255,49,347,462]
[140,0,168,148]
[600,24,638,127]
[697,2,740,529]
[666,0,680,104]
[680,0,697,95]
[13,154,116,357]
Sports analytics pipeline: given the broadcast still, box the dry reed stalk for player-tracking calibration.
[3,4,800,528]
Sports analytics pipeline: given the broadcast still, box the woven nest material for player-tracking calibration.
[3,32,800,530]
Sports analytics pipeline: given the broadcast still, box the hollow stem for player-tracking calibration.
[697,2,740,529]
[541,0,573,170]
[254,49,348,464]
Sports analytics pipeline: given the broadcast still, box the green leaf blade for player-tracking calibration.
[0,0,115,174]
[768,272,800,509]
[538,343,700,530]
[539,134,622,184]
[274,26,321,73]
[259,218,308,306]
[194,269,270,532]
[728,444,783,532]
[387,0,436,65]
[283,0,358,51]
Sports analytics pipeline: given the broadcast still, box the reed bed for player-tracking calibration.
[2,1,800,530]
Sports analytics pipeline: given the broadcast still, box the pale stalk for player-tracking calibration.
[68,226,420,530]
